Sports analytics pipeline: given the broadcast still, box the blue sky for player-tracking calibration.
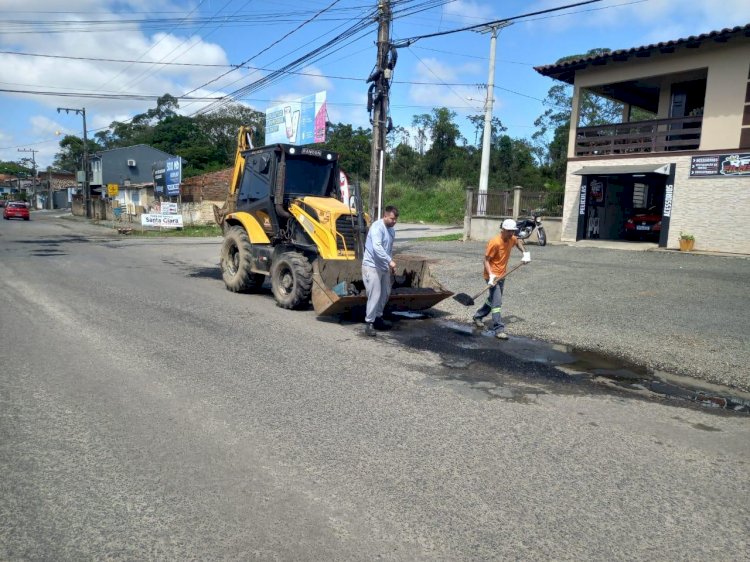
[1,0,749,170]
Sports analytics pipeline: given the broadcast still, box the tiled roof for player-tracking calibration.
[535,23,750,83]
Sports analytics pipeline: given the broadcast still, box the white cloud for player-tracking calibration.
[524,0,750,44]
[443,1,495,25]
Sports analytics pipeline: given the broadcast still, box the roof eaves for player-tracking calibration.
[534,23,750,83]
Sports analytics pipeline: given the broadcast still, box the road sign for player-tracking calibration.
[107,183,119,197]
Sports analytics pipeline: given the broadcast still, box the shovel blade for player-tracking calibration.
[452,293,475,306]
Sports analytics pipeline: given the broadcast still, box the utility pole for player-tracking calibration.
[18,148,38,205]
[57,107,90,218]
[367,0,393,219]
[477,22,510,216]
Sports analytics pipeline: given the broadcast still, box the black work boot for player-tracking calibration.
[364,322,376,336]
[373,317,393,330]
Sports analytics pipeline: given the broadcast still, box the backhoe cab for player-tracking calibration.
[215,135,451,315]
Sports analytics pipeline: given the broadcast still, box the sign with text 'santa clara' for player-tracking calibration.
[141,214,183,228]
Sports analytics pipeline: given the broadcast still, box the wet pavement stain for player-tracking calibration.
[378,314,750,415]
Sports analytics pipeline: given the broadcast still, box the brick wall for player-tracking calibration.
[181,168,232,203]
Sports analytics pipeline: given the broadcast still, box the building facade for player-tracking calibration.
[535,24,750,253]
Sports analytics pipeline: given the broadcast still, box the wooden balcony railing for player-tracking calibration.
[575,116,703,157]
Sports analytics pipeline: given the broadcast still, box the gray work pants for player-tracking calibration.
[473,279,505,332]
[362,265,391,323]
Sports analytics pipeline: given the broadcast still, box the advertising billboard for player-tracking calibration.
[165,157,181,196]
[265,91,327,146]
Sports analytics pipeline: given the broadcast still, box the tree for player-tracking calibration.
[423,107,464,176]
[195,103,265,165]
[52,135,101,172]
[150,115,225,175]
[532,48,626,186]
[411,113,431,155]
[467,114,507,147]
[316,123,371,180]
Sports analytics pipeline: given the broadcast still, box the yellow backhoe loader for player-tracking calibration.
[214,127,452,315]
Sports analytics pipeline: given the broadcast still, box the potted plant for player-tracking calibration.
[679,232,695,252]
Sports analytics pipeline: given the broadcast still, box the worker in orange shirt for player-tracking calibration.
[472,219,530,339]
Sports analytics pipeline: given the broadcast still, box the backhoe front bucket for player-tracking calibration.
[311,255,453,317]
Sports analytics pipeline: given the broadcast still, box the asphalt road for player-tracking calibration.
[1,212,748,561]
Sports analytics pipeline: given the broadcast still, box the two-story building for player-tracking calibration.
[535,24,750,254]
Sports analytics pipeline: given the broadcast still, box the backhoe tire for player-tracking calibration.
[221,226,264,293]
[271,251,313,310]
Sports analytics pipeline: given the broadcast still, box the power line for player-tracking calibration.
[0,50,493,86]
[183,0,346,102]
[393,0,606,46]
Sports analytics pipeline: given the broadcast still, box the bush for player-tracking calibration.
[384,178,464,224]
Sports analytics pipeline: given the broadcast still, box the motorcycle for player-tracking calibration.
[515,213,547,246]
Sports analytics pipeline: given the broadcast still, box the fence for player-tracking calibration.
[473,189,564,217]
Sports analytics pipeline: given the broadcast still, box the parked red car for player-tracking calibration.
[3,201,30,221]
[624,206,660,239]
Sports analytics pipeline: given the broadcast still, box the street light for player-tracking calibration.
[57,107,90,218]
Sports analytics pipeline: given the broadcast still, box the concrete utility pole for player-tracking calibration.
[18,148,38,204]
[477,22,510,216]
[367,0,392,219]
[57,107,90,218]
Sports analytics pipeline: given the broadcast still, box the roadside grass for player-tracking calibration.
[121,224,222,237]
[385,178,464,224]
[414,233,463,242]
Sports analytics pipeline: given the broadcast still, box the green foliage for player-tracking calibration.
[0,161,33,176]
[679,232,695,241]
[415,233,462,242]
[133,224,222,237]
[52,135,101,172]
[316,122,371,179]
[385,178,465,224]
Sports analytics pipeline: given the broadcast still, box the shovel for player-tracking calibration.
[452,262,525,306]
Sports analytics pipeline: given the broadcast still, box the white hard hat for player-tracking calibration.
[501,219,517,231]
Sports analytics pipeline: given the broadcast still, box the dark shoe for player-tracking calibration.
[473,317,485,329]
[364,323,376,336]
[373,317,392,330]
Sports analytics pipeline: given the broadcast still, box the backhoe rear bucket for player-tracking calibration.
[311,255,453,317]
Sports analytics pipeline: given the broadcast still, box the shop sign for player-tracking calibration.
[141,213,183,228]
[690,153,750,177]
[578,182,587,215]
[663,183,673,217]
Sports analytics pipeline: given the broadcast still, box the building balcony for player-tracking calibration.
[575,116,702,157]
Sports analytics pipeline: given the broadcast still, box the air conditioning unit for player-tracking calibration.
[127,159,136,167]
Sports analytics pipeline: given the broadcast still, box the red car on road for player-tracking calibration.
[3,201,30,221]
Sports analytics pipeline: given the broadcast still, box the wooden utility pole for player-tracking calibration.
[367,0,392,218]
